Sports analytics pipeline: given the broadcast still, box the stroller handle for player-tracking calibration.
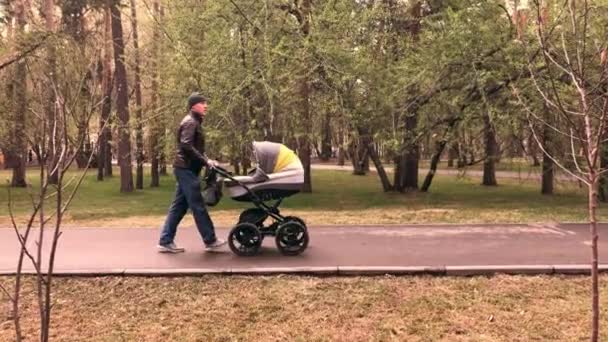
[208,165,232,179]
[209,165,263,204]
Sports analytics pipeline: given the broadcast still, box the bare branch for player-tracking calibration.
[7,187,43,275]
[569,128,585,175]
[0,283,14,302]
[0,36,49,70]
[515,89,583,141]
[527,114,590,184]
[228,0,262,33]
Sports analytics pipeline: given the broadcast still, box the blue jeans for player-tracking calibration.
[159,167,217,246]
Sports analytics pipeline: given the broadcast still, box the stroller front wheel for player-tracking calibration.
[283,216,306,228]
[275,221,309,256]
[228,222,263,256]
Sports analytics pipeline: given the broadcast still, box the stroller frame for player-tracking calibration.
[212,166,309,256]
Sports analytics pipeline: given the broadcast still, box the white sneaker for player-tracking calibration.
[157,243,185,253]
[204,238,227,252]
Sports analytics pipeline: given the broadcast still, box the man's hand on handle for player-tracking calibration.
[207,159,219,169]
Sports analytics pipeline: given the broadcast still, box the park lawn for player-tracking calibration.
[0,167,603,227]
[0,275,607,341]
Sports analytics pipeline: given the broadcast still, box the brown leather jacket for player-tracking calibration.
[172,112,208,172]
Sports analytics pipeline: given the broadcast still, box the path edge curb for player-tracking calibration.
[1,264,608,277]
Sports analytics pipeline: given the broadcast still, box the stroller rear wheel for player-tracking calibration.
[275,221,309,256]
[228,223,263,256]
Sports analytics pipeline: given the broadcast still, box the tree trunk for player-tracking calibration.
[241,143,251,175]
[2,9,14,170]
[402,114,419,191]
[447,144,457,167]
[390,2,424,192]
[354,143,369,175]
[75,125,89,169]
[482,112,497,186]
[11,1,27,188]
[362,147,370,172]
[130,0,144,189]
[160,148,167,175]
[527,132,541,166]
[422,118,459,192]
[61,0,86,42]
[541,125,554,195]
[98,6,113,181]
[299,76,312,192]
[150,146,159,186]
[361,129,392,192]
[63,0,92,171]
[320,112,332,161]
[45,0,58,185]
[337,129,345,166]
[110,0,134,193]
[356,148,369,175]
[104,133,113,177]
[349,137,367,176]
[393,155,405,190]
[158,5,167,178]
[589,176,600,342]
[456,140,466,168]
[232,157,240,175]
[421,139,447,192]
[149,0,160,187]
[337,147,345,166]
[296,0,312,193]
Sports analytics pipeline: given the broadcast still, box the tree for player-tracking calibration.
[10,0,27,188]
[1,3,103,338]
[149,0,161,187]
[481,110,498,186]
[61,0,95,170]
[4,67,100,342]
[130,0,144,189]
[44,0,59,185]
[98,5,114,181]
[517,2,608,340]
[281,0,314,193]
[109,0,134,192]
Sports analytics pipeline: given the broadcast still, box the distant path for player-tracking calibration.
[311,163,578,182]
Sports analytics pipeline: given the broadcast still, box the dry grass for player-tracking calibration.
[1,275,607,341]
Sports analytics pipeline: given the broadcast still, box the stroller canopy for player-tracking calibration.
[225,141,304,201]
[252,141,300,181]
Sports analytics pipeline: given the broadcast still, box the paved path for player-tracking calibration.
[0,223,606,276]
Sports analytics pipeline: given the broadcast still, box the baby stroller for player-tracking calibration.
[206,141,309,256]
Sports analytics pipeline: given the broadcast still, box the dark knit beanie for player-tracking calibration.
[187,92,207,109]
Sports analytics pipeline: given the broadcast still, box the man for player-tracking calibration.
[157,92,226,253]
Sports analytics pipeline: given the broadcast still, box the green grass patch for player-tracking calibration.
[0,167,601,224]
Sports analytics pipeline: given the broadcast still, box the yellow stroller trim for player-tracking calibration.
[273,145,298,173]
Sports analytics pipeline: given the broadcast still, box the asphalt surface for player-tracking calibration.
[0,223,605,276]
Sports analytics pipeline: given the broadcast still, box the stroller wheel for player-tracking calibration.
[283,216,306,228]
[228,223,262,256]
[275,221,309,256]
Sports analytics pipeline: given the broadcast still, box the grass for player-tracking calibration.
[1,275,607,341]
[0,166,602,227]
